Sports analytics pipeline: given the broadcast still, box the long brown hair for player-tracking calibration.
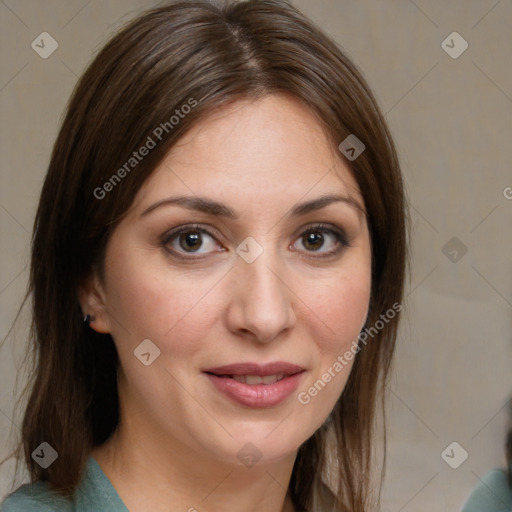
[10,1,407,510]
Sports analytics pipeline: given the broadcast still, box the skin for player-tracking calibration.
[81,94,372,512]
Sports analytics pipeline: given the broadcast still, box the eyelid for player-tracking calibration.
[161,223,222,244]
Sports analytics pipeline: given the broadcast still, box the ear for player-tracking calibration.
[78,272,111,334]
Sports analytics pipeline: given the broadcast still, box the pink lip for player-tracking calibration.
[203,362,305,408]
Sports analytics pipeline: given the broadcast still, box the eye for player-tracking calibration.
[162,224,224,259]
[291,223,349,257]
[161,223,349,262]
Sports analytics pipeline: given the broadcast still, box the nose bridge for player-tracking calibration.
[229,239,295,342]
[244,247,283,298]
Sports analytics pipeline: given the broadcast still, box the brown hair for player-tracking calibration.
[10,1,407,510]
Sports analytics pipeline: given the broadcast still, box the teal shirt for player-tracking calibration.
[461,466,512,512]
[1,457,334,511]
[0,457,128,511]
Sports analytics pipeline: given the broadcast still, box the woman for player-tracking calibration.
[1,1,407,510]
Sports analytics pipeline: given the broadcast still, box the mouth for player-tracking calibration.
[203,362,305,408]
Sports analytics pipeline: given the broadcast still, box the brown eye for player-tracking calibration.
[302,231,325,251]
[292,224,349,257]
[162,225,223,259]
[177,231,202,252]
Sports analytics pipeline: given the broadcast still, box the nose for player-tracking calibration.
[225,248,296,344]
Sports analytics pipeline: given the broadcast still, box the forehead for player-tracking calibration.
[132,94,363,213]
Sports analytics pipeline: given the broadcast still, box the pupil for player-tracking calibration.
[180,231,201,251]
[304,231,323,251]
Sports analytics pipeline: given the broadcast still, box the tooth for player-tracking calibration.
[245,375,264,385]
[230,374,286,385]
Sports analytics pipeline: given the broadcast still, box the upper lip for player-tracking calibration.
[204,362,305,377]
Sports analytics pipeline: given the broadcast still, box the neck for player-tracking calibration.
[91,417,298,512]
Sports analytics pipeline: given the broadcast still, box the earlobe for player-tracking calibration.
[78,273,111,334]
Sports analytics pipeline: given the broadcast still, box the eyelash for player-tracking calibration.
[161,223,350,262]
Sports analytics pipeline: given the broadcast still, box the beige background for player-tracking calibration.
[1,1,511,510]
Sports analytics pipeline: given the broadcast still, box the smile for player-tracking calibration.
[204,362,305,408]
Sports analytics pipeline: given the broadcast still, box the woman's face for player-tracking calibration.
[86,94,372,466]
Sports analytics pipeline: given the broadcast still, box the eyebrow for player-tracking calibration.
[140,193,365,219]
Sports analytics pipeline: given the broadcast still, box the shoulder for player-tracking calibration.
[0,481,73,512]
[1,457,127,512]
[462,467,512,512]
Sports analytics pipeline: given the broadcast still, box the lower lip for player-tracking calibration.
[205,372,304,408]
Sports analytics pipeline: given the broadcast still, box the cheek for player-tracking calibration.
[103,238,188,326]
[103,250,223,362]
[310,270,372,349]
[298,268,371,408]
[103,259,222,409]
